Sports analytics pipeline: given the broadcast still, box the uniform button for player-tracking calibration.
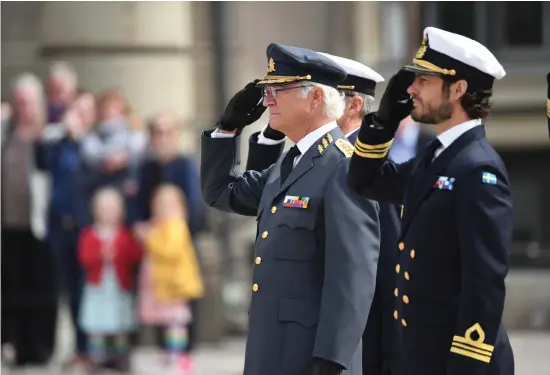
[403,295,410,304]
[262,231,268,239]
[398,242,405,251]
[404,272,410,281]
[410,249,416,259]
[395,264,401,273]
[394,288,398,297]
[255,257,262,265]
[394,310,398,320]
[252,283,259,292]
[271,206,277,213]
[401,318,408,327]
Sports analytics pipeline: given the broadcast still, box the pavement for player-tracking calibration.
[2,304,550,375]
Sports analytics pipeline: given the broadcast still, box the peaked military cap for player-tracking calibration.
[404,27,506,92]
[319,52,384,97]
[256,43,347,88]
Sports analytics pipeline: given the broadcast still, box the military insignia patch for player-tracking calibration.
[267,57,276,73]
[481,172,497,185]
[317,144,324,154]
[335,138,354,158]
[283,195,309,209]
[326,133,334,143]
[322,138,329,148]
[416,35,428,59]
[434,176,455,190]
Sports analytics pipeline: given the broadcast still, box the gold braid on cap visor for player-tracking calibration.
[257,74,312,85]
[405,58,457,76]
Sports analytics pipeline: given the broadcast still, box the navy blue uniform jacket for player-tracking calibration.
[348,123,514,375]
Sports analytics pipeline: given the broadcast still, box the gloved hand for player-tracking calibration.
[262,123,285,140]
[218,79,266,131]
[372,70,414,133]
[312,358,344,375]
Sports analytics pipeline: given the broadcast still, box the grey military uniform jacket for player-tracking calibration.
[201,126,381,375]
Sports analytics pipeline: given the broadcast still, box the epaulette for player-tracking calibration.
[316,133,334,155]
[335,138,354,158]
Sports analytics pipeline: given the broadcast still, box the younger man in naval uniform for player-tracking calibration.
[243,55,400,375]
[348,27,515,375]
[200,43,381,375]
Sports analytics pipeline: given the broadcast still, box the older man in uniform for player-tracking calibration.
[243,55,402,375]
[348,27,515,375]
[201,43,381,375]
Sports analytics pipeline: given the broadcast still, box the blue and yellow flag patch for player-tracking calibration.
[481,172,497,185]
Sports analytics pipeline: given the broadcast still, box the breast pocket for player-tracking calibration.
[273,208,318,261]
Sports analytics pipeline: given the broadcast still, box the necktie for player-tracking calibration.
[280,145,301,184]
[420,138,442,168]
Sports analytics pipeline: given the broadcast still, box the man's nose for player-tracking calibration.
[263,95,276,107]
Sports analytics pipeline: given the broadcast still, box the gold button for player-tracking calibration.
[403,295,410,304]
[395,264,400,273]
[394,288,398,297]
[255,257,262,265]
[394,310,398,320]
[401,318,408,327]
[410,249,415,259]
[404,272,410,281]
[262,231,268,239]
[271,206,277,213]
[252,283,259,292]
[398,242,405,251]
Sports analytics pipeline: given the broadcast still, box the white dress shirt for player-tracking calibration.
[434,118,482,159]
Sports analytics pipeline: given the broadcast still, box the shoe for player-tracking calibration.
[62,355,89,371]
[177,354,194,374]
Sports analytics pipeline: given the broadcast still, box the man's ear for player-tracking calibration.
[311,87,324,109]
[451,79,468,101]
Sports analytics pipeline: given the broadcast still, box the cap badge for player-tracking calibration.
[267,57,276,73]
[415,35,428,59]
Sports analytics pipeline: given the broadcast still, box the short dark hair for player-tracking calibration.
[442,78,494,119]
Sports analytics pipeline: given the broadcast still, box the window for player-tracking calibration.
[502,2,543,47]
[421,2,550,65]
[498,148,550,269]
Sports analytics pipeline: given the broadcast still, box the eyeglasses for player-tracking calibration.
[263,85,311,99]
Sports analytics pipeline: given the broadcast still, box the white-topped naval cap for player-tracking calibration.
[404,27,505,90]
[319,53,384,83]
[319,52,384,96]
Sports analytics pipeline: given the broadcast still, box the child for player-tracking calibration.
[79,90,147,191]
[78,187,142,372]
[136,184,204,374]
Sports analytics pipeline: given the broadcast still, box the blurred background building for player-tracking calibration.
[1,0,549,371]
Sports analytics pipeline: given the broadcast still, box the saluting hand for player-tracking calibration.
[372,69,414,133]
[218,79,266,132]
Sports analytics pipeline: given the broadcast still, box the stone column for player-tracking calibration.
[1,2,44,99]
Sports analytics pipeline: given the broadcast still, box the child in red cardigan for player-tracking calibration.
[78,187,141,372]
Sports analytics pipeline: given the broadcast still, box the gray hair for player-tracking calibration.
[49,61,78,89]
[298,82,346,120]
[11,72,46,125]
[345,92,375,117]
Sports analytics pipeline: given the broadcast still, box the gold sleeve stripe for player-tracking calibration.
[452,336,494,352]
[546,98,549,117]
[451,342,492,357]
[354,145,388,155]
[354,148,390,159]
[450,346,491,363]
[355,138,394,151]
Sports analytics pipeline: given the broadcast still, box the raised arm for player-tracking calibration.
[348,70,416,204]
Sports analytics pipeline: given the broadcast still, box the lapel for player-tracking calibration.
[401,125,486,237]
[275,127,344,199]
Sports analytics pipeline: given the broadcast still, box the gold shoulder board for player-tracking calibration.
[335,138,354,158]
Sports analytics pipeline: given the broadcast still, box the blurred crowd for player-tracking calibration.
[1,62,207,374]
